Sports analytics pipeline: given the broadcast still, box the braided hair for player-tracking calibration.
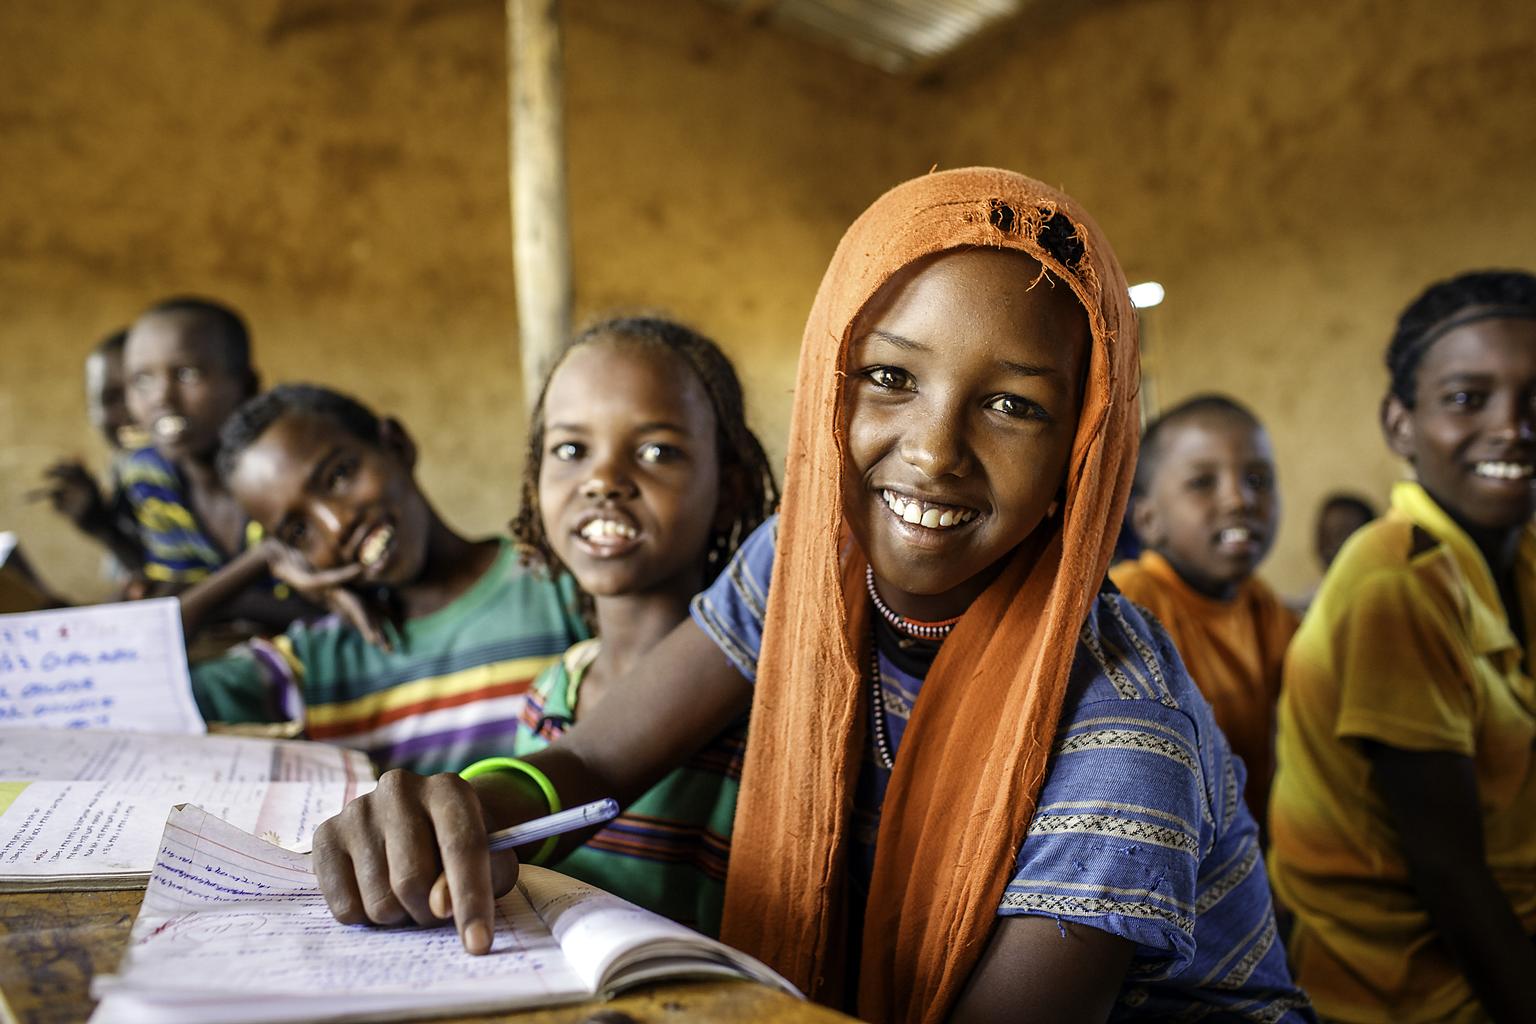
[511,317,779,605]
[1386,270,1536,406]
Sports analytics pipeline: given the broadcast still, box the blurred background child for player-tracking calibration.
[31,328,148,593]
[119,296,314,636]
[192,383,587,774]
[1270,270,1536,1023]
[1112,394,1296,827]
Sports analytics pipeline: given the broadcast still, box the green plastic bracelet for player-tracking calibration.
[459,757,562,866]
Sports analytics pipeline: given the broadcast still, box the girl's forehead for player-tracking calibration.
[1419,316,1536,382]
[859,248,1083,323]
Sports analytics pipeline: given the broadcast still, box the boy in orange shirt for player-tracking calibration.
[1111,394,1297,826]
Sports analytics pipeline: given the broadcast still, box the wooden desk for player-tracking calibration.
[0,890,851,1024]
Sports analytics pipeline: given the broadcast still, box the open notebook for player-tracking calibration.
[0,729,373,891]
[90,805,799,1023]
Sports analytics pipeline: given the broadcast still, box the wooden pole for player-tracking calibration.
[508,0,572,409]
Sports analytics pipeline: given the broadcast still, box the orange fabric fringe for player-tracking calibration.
[718,168,1141,1023]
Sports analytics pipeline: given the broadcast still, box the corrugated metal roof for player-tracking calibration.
[710,0,1031,73]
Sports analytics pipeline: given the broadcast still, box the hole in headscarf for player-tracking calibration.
[1036,209,1085,271]
[989,201,1017,233]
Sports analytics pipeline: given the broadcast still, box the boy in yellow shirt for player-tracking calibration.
[1269,270,1536,1023]
[1111,394,1296,826]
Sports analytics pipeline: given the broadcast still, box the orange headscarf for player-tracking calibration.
[718,168,1140,1023]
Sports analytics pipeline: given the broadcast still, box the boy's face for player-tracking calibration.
[1315,503,1371,569]
[125,312,252,463]
[1133,412,1279,600]
[226,411,431,589]
[538,340,721,601]
[841,248,1088,622]
[84,349,133,450]
[1384,316,1536,532]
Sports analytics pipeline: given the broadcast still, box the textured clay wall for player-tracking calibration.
[3,0,1533,601]
[0,0,924,600]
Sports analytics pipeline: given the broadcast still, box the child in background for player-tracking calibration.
[33,328,148,587]
[1111,395,1296,826]
[192,384,587,775]
[313,169,1311,1023]
[1270,270,1536,1023]
[1313,491,1376,572]
[120,296,312,634]
[507,316,777,936]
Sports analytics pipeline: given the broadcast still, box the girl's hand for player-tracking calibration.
[266,543,395,651]
[312,769,522,955]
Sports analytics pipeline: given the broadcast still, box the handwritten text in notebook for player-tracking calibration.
[0,598,202,733]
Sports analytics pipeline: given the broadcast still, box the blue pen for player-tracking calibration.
[486,798,620,853]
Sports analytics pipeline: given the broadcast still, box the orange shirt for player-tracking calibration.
[1110,551,1298,822]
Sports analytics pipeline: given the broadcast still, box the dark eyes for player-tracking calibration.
[324,456,357,492]
[129,367,204,390]
[860,365,1047,421]
[1185,471,1273,492]
[549,440,682,464]
[984,394,1049,421]
[637,442,682,464]
[863,366,914,391]
[279,520,308,547]
[1444,390,1487,411]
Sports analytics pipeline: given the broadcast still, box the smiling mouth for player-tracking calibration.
[882,489,978,530]
[357,524,395,569]
[579,518,639,542]
[1217,526,1256,546]
[1474,460,1535,481]
[152,415,187,441]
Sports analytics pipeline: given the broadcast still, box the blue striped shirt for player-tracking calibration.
[690,517,1313,1022]
[118,446,257,584]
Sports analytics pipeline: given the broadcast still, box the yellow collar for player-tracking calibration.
[1390,481,1536,656]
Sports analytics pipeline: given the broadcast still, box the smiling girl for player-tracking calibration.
[314,169,1311,1023]
[501,317,777,936]
[1270,270,1536,1024]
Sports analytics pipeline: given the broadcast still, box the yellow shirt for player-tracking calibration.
[1109,550,1297,824]
[1269,481,1536,1024]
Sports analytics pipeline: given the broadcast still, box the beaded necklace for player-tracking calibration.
[864,566,958,770]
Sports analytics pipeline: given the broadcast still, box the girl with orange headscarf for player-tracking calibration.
[314,169,1312,1023]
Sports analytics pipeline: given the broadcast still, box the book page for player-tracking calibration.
[0,599,203,733]
[92,807,593,1024]
[0,778,370,887]
[0,728,373,783]
[517,866,797,997]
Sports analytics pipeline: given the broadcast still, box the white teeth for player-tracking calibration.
[881,490,976,531]
[1475,461,1534,481]
[358,526,393,568]
[579,518,637,541]
[1219,527,1252,545]
[153,415,186,439]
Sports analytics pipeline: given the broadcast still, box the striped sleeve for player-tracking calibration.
[1004,595,1310,1020]
[1003,694,1208,967]
[191,634,306,726]
[689,516,777,682]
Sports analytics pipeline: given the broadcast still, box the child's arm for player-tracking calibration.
[949,916,1134,1024]
[1365,742,1536,1022]
[30,460,143,570]
[313,617,752,951]
[177,542,314,637]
